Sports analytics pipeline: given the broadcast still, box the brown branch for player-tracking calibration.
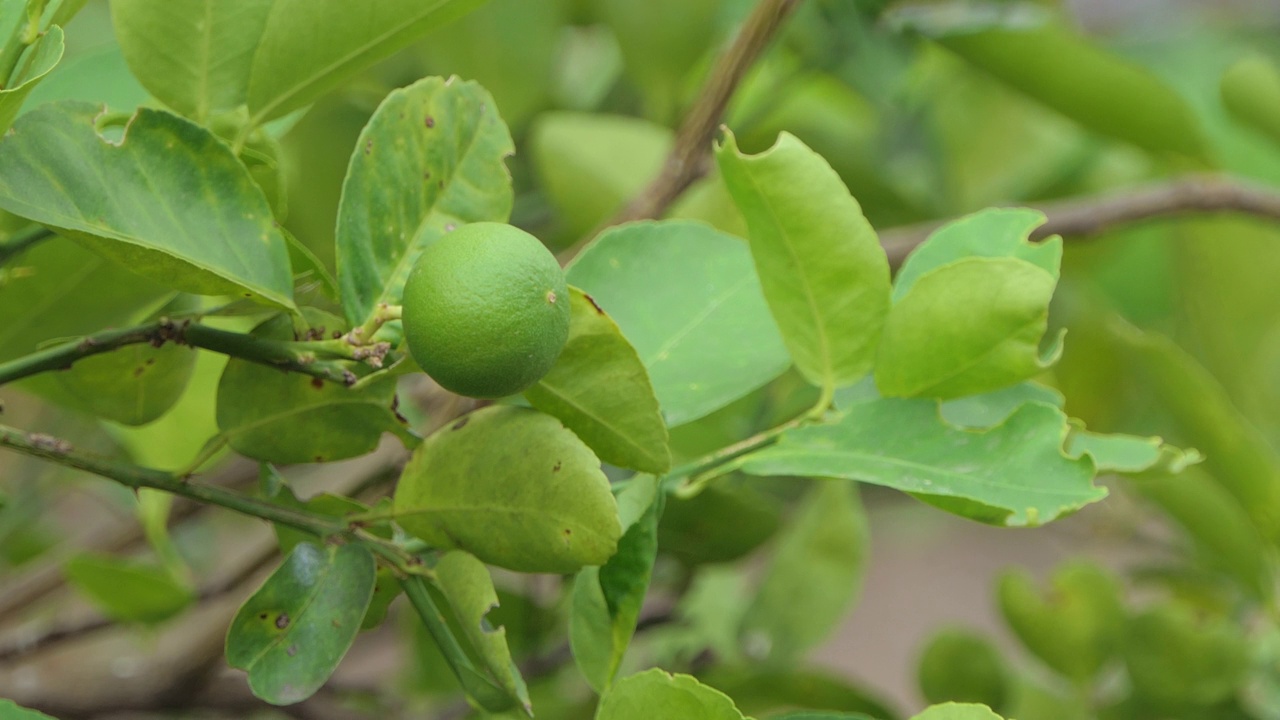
[879,173,1280,267]
[556,0,802,266]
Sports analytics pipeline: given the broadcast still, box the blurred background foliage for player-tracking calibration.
[5,0,1280,718]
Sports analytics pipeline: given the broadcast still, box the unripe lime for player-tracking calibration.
[402,222,570,398]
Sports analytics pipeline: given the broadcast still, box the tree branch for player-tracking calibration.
[0,226,52,266]
[0,317,373,388]
[879,173,1280,266]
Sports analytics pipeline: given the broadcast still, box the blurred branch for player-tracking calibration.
[880,173,1280,266]
[0,226,52,266]
[559,0,803,263]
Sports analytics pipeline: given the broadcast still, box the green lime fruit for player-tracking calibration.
[402,222,570,398]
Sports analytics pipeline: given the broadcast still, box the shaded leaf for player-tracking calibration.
[716,131,891,391]
[926,21,1209,159]
[226,542,376,705]
[938,382,1064,429]
[0,25,63,133]
[48,343,196,426]
[246,0,486,124]
[526,287,670,474]
[1123,602,1250,709]
[700,666,900,720]
[597,669,744,720]
[731,397,1105,526]
[0,102,294,306]
[918,628,1010,711]
[432,550,531,712]
[393,405,621,573]
[216,311,405,464]
[998,562,1124,683]
[1221,55,1280,147]
[111,0,273,122]
[530,112,670,240]
[336,76,514,328]
[63,552,194,624]
[740,482,867,664]
[659,482,781,566]
[567,220,790,426]
[571,476,663,692]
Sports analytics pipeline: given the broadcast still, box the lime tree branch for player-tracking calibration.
[0,226,53,266]
[0,317,376,388]
[0,423,345,535]
[605,0,803,228]
[880,173,1280,266]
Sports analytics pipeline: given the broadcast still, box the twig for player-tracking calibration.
[0,317,365,388]
[559,0,803,264]
[879,173,1280,266]
[0,226,52,266]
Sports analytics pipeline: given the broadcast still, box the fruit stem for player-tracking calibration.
[346,303,403,346]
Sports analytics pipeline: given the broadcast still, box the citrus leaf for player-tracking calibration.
[0,24,63,133]
[731,397,1105,527]
[716,131,891,392]
[432,551,531,713]
[47,342,196,426]
[336,76,514,328]
[700,666,899,720]
[226,542,376,705]
[597,669,745,720]
[530,112,671,240]
[918,629,1010,710]
[1222,55,1280,147]
[393,405,621,573]
[659,482,781,566]
[246,0,486,124]
[23,42,149,113]
[526,287,670,474]
[0,102,295,307]
[1123,602,1250,709]
[891,208,1059,301]
[571,476,663,692]
[937,382,1064,429]
[912,704,1005,720]
[111,0,274,122]
[876,257,1060,399]
[63,553,194,624]
[216,311,405,464]
[928,22,1209,160]
[0,699,57,719]
[740,481,867,665]
[567,220,791,426]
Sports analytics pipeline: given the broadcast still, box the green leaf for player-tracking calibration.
[937,382,1064,429]
[597,669,745,720]
[0,102,295,306]
[1129,467,1273,602]
[432,550,531,713]
[393,405,621,573]
[700,666,900,720]
[597,0,720,122]
[891,208,1059,301]
[63,552,194,624]
[226,542,376,705]
[1221,55,1280,147]
[997,562,1123,683]
[1123,602,1250,710]
[216,311,405,464]
[23,42,149,113]
[48,0,89,27]
[335,76,514,328]
[1064,429,1201,475]
[0,24,63,133]
[416,0,565,132]
[246,0,486,124]
[530,112,670,240]
[361,568,399,630]
[106,348,226,471]
[46,343,196,426]
[732,397,1105,527]
[918,628,1010,710]
[0,699,57,719]
[567,220,791,426]
[928,21,1209,159]
[876,257,1060,399]
[911,704,1005,720]
[571,476,663,692]
[740,481,867,664]
[1112,322,1280,541]
[110,0,273,122]
[716,130,891,392]
[659,482,781,566]
[526,287,670,474]
[772,714,879,720]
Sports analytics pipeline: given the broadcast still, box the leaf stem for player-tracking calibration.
[0,225,52,266]
[0,316,364,388]
[0,423,345,536]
